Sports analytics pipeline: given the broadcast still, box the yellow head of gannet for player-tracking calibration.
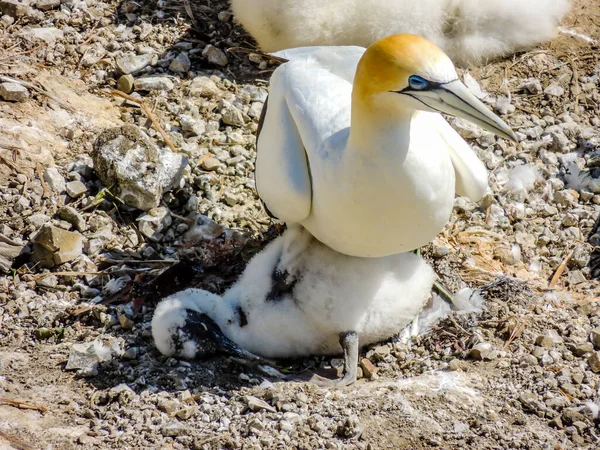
[352,34,516,141]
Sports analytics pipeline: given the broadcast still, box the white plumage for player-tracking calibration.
[230,0,570,66]
[152,225,436,383]
[255,35,516,258]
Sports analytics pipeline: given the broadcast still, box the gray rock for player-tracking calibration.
[189,76,220,97]
[169,52,191,73]
[544,84,565,97]
[200,156,221,171]
[58,206,87,232]
[590,328,600,348]
[222,106,244,127]
[0,0,27,17]
[519,78,543,95]
[32,225,84,267]
[26,213,50,228]
[469,342,492,361]
[202,45,228,66]
[35,0,60,11]
[0,82,29,102]
[65,180,87,198]
[179,115,206,136]
[136,206,172,241]
[182,214,224,243]
[43,166,66,193]
[245,395,276,413]
[0,234,25,273]
[587,352,600,373]
[135,76,174,92]
[116,52,155,75]
[20,27,64,44]
[117,74,135,94]
[92,125,188,211]
[65,340,112,376]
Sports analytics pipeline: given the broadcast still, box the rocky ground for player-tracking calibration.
[1,0,600,448]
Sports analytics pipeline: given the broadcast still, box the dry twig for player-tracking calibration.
[108,89,178,153]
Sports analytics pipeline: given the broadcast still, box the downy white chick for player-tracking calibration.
[152,225,436,385]
[230,0,570,66]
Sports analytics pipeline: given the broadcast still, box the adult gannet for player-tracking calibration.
[152,225,436,385]
[230,0,570,66]
[255,34,517,258]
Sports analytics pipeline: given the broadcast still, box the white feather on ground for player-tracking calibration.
[230,0,570,66]
[506,164,541,192]
[416,288,485,334]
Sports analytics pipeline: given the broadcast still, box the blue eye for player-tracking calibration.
[408,75,428,90]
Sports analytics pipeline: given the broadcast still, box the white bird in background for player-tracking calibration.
[152,225,436,385]
[230,0,570,66]
[255,34,516,259]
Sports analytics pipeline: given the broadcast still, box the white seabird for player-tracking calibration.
[230,0,570,66]
[255,34,517,258]
[152,225,436,385]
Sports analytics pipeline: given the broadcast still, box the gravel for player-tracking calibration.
[0,0,599,449]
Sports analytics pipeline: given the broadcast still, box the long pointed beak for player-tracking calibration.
[408,80,518,142]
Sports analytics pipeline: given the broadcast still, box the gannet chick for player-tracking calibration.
[255,34,517,258]
[230,0,570,66]
[152,225,436,385]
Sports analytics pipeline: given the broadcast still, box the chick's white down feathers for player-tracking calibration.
[153,225,436,359]
[230,0,570,66]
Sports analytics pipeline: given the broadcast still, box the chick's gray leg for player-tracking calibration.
[338,331,359,386]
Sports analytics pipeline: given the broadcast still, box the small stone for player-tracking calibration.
[469,342,492,361]
[587,352,600,373]
[26,213,50,228]
[65,180,88,198]
[544,84,565,97]
[359,358,378,379]
[169,52,191,73]
[535,335,555,349]
[372,345,390,360]
[176,406,197,420]
[58,206,87,232]
[574,343,594,356]
[36,274,58,288]
[189,76,220,97]
[161,421,186,437]
[20,27,63,44]
[136,206,172,241]
[519,78,542,95]
[33,225,84,267]
[245,395,276,413]
[0,82,29,102]
[562,408,587,425]
[158,399,179,415]
[222,106,244,127]
[590,328,600,348]
[0,0,27,17]
[118,310,134,329]
[134,76,174,92]
[65,340,112,376]
[35,0,60,10]
[117,74,135,94]
[179,115,206,136]
[549,416,563,428]
[116,52,155,75]
[447,358,461,371]
[217,10,232,22]
[200,156,221,171]
[43,166,66,193]
[202,44,228,66]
